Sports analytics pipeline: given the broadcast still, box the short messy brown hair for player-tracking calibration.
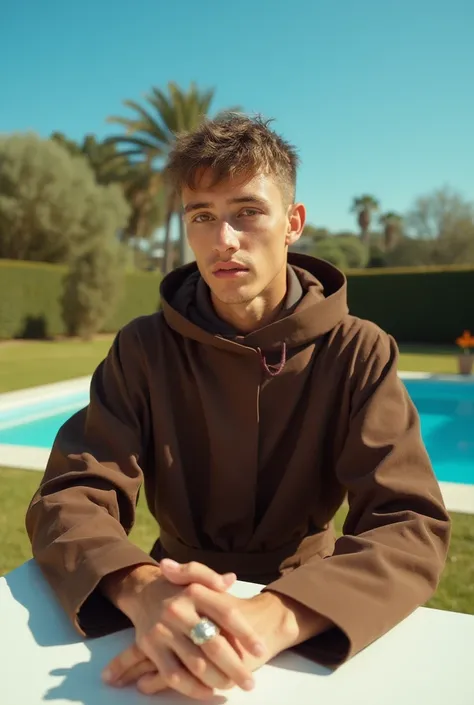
[164,113,300,204]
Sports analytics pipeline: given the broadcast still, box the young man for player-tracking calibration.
[26,114,450,701]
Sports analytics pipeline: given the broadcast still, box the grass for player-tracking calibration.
[1,467,473,615]
[398,344,459,374]
[0,339,462,393]
[0,337,114,393]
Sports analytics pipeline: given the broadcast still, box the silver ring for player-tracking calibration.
[189,617,220,645]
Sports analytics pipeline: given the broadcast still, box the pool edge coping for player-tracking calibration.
[0,377,91,412]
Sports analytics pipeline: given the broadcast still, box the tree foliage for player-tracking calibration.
[0,133,131,338]
[312,235,368,270]
[0,133,130,262]
[384,237,434,267]
[403,187,474,265]
[61,240,124,339]
[312,238,347,268]
[301,225,330,242]
[379,211,403,250]
[405,187,474,240]
[333,234,369,268]
[298,227,369,270]
[51,132,165,242]
[350,194,380,244]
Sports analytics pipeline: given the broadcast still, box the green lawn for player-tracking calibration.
[0,338,462,393]
[398,344,459,374]
[0,337,114,393]
[1,467,472,616]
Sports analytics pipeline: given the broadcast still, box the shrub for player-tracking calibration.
[0,133,129,264]
[61,243,124,340]
[333,235,369,269]
[0,260,161,340]
[312,239,348,269]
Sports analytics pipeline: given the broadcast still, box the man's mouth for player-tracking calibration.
[212,262,250,278]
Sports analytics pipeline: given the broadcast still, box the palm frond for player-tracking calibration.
[105,115,146,134]
[148,85,179,135]
[104,134,165,158]
[197,87,215,116]
[108,100,170,146]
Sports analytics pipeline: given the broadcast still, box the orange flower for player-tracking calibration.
[456,330,474,349]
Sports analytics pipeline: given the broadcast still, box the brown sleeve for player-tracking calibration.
[264,329,451,667]
[25,320,159,638]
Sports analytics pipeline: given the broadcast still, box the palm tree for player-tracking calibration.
[106,82,238,272]
[122,169,167,240]
[85,139,167,244]
[379,212,403,251]
[51,132,165,245]
[351,195,380,245]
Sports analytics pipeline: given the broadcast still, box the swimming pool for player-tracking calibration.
[0,377,473,485]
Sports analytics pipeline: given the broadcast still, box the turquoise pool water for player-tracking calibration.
[0,391,88,450]
[0,379,473,485]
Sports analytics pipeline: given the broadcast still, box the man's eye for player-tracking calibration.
[193,213,213,223]
[240,208,260,217]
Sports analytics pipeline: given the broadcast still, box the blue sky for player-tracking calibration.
[2,0,474,231]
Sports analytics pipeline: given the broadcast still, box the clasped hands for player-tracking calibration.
[101,559,300,701]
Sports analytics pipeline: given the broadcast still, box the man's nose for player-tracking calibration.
[214,221,240,253]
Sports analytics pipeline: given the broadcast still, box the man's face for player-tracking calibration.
[182,170,304,305]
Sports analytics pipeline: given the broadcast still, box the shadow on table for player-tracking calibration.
[269,650,332,677]
[42,650,329,705]
[43,656,227,705]
[5,560,81,646]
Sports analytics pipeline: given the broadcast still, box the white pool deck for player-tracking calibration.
[0,373,473,515]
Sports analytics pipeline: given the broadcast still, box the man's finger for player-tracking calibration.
[170,632,234,691]
[102,643,143,684]
[200,634,256,692]
[225,632,246,660]
[158,593,252,692]
[137,649,214,701]
[116,659,159,687]
[188,584,266,657]
[159,559,236,591]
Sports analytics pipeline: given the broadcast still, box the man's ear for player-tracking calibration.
[285,203,306,247]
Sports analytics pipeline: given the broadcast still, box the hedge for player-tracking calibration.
[0,260,472,343]
[346,265,474,344]
[104,270,162,333]
[0,260,162,340]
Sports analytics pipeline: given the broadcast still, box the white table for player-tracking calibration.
[2,560,473,705]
